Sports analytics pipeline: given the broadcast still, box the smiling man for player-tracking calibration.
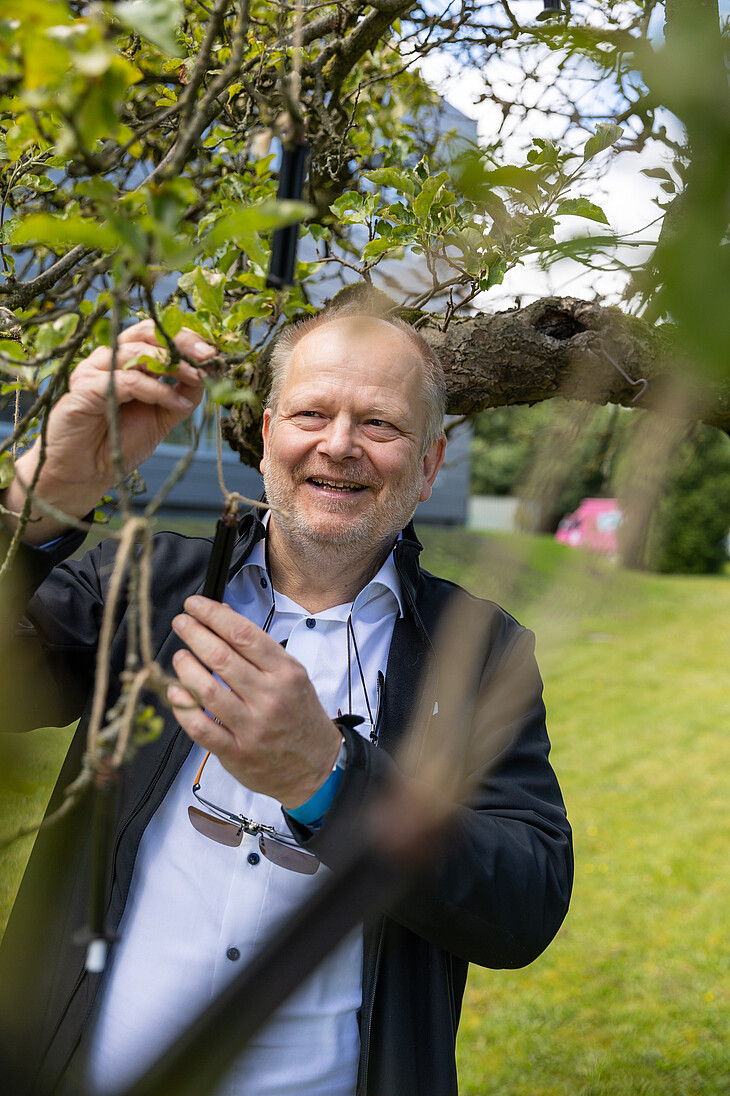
[0,305,572,1096]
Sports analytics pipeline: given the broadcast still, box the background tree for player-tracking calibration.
[471,400,628,533]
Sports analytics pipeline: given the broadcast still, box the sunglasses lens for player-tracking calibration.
[259,834,319,874]
[188,806,243,847]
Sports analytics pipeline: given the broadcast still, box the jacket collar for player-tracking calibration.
[228,507,425,621]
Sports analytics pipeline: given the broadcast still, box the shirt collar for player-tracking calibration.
[238,512,404,619]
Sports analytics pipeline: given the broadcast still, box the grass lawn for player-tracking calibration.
[1,524,729,1094]
[418,528,730,1096]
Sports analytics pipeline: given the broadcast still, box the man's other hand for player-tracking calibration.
[168,596,343,809]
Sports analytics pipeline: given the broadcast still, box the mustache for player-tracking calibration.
[296,463,383,489]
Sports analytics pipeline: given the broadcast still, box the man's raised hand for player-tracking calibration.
[2,320,216,543]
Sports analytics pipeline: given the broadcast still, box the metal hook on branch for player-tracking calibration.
[597,341,649,405]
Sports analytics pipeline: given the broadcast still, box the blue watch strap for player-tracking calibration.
[287,738,348,826]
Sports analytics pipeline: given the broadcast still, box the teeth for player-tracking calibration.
[311,478,365,490]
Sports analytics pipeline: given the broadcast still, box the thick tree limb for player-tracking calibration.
[429,296,729,431]
[223,296,730,467]
[425,297,676,416]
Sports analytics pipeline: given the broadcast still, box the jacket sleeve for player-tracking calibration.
[291,615,573,971]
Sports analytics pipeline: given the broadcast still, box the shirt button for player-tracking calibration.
[306,618,316,629]
[247,851,260,866]
[260,576,268,588]
[227,947,240,961]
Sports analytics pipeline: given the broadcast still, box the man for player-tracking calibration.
[0,307,573,1096]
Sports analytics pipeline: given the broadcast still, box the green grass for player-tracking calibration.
[418,529,730,1096]
[2,526,729,1094]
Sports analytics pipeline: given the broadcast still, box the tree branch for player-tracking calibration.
[0,246,88,310]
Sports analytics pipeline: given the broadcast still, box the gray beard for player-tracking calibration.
[262,463,422,557]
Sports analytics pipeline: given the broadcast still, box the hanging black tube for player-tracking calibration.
[77,770,119,973]
[266,141,309,289]
[203,514,238,601]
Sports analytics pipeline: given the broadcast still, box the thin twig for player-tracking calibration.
[85,517,143,758]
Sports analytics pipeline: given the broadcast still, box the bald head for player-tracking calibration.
[267,306,446,454]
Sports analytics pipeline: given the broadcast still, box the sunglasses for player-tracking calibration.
[189,752,320,874]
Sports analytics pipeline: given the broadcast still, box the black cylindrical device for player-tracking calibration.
[203,515,238,601]
[266,141,309,289]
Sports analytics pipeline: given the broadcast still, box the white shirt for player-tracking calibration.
[84,526,403,1096]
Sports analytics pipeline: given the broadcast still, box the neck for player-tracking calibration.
[265,519,397,614]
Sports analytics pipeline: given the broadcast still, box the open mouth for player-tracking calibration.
[307,477,367,492]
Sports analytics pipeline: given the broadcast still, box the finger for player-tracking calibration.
[117,319,160,346]
[77,342,168,375]
[116,342,206,389]
[73,347,200,408]
[171,649,250,730]
[181,596,286,673]
[121,371,198,413]
[172,327,218,365]
[118,320,217,366]
[168,680,233,751]
[171,612,260,697]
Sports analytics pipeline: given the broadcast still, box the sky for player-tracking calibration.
[414,1,680,310]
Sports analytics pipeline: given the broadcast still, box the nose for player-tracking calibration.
[317,415,362,462]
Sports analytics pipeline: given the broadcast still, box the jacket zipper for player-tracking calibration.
[358,919,385,1096]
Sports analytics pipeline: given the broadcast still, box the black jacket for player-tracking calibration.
[0,514,573,1096]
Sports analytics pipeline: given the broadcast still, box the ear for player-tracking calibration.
[419,434,447,503]
[259,408,274,474]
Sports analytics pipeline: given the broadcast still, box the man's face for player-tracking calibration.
[260,318,445,552]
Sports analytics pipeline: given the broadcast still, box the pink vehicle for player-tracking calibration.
[555,498,623,555]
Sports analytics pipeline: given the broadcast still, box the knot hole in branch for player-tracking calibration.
[533,306,588,342]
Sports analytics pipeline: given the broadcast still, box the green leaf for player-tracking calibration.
[481,166,542,200]
[0,451,15,491]
[13,213,121,251]
[34,314,79,357]
[361,236,395,262]
[15,173,57,192]
[0,337,25,362]
[583,124,623,162]
[412,172,450,221]
[0,218,21,245]
[114,0,184,58]
[486,257,507,288]
[556,198,609,225]
[203,200,313,252]
[226,296,272,326]
[640,167,675,182]
[160,305,184,338]
[123,352,170,375]
[364,168,417,197]
[177,267,225,319]
[204,377,257,406]
[330,191,367,223]
[527,138,560,168]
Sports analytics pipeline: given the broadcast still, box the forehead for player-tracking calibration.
[282,318,426,400]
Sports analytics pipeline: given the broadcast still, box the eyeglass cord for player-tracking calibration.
[263,525,377,732]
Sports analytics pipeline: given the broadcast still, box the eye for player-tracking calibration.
[363,418,401,440]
